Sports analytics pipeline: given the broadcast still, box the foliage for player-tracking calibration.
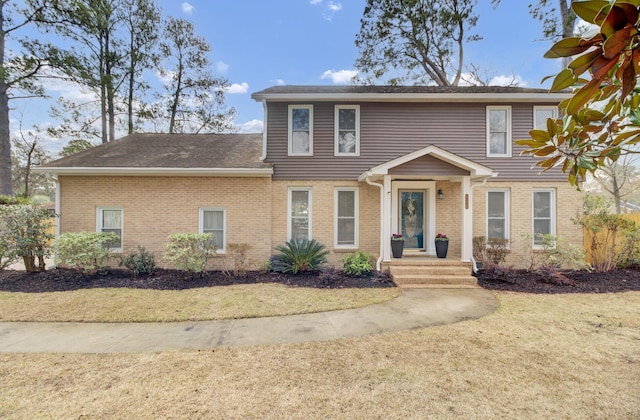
[11,122,53,198]
[616,224,640,268]
[55,231,117,273]
[574,197,637,272]
[522,233,590,271]
[0,204,54,272]
[391,233,403,241]
[354,0,480,86]
[58,139,95,158]
[486,237,511,265]
[163,233,216,274]
[479,263,519,284]
[472,236,489,265]
[535,264,576,285]
[371,270,395,286]
[220,243,251,278]
[319,266,342,288]
[342,251,373,277]
[435,233,449,242]
[516,0,640,186]
[123,246,156,277]
[271,238,329,274]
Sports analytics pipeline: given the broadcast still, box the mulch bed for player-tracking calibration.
[1,266,639,294]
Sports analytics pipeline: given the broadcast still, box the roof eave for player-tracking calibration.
[32,167,274,177]
[252,92,572,103]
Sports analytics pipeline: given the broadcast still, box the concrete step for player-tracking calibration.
[390,266,471,276]
[393,274,478,288]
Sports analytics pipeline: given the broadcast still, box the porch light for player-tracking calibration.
[437,189,444,200]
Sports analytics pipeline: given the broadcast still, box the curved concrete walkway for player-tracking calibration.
[0,288,497,353]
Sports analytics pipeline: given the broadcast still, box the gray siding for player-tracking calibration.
[390,155,469,176]
[265,101,564,181]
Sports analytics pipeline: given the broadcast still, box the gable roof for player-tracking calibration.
[252,85,571,103]
[35,133,273,177]
[358,145,495,182]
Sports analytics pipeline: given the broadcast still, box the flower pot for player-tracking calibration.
[391,240,404,258]
[435,240,449,258]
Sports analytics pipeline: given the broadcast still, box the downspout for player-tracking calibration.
[53,175,61,268]
[260,99,268,161]
[469,173,496,272]
[365,173,384,271]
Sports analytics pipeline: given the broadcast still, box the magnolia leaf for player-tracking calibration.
[621,57,637,98]
[544,37,598,58]
[540,155,561,169]
[568,49,602,75]
[550,68,577,91]
[566,78,602,115]
[601,5,631,37]
[572,1,610,25]
[603,26,636,59]
[592,54,618,79]
[577,156,597,170]
[546,118,558,136]
[533,145,558,156]
[531,129,552,143]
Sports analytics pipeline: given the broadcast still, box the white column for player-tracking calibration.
[461,176,472,262]
[382,175,392,261]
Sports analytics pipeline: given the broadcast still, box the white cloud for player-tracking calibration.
[490,75,527,87]
[181,2,194,15]
[215,61,230,75]
[155,70,175,85]
[272,79,286,86]
[327,2,342,12]
[226,82,249,94]
[309,0,322,5]
[237,119,263,133]
[321,69,358,84]
[310,0,342,21]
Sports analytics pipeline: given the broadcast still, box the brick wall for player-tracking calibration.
[472,181,583,268]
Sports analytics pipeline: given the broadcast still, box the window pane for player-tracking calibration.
[488,220,505,240]
[490,109,507,131]
[291,131,309,153]
[291,221,308,240]
[534,220,551,239]
[338,131,357,153]
[337,191,355,217]
[337,219,354,245]
[102,210,121,229]
[490,133,506,154]
[204,229,224,248]
[534,192,551,217]
[338,108,356,130]
[535,109,555,129]
[102,228,122,248]
[488,192,505,217]
[291,191,309,216]
[292,108,309,130]
[203,210,223,230]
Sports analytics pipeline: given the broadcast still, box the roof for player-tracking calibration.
[252,85,571,103]
[35,133,273,177]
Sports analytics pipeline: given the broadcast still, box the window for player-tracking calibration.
[335,105,360,156]
[534,106,558,130]
[199,208,226,252]
[288,188,312,240]
[486,106,512,157]
[487,190,509,242]
[97,207,123,252]
[335,188,358,248]
[533,190,556,247]
[288,105,313,156]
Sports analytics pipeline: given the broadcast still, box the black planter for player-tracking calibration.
[435,240,449,258]
[391,240,404,258]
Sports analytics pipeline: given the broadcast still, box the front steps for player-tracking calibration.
[384,257,478,288]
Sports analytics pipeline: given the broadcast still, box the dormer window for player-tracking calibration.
[486,106,512,157]
[288,105,313,156]
[335,105,360,156]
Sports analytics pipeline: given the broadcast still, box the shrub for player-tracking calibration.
[220,243,252,278]
[472,236,489,266]
[371,270,395,286]
[486,237,511,265]
[481,263,519,284]
[271,238,329,274]
[535,265,575,286]
[319,266,342,288]
[123,246,156,277]
[0,205,55,272]
[163,233,216,274]
[55,231,119,273]
[522,233,590,272]
[617,225,640,268]
[342,251,373,277]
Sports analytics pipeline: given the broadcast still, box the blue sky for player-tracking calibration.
[12,0,567,151]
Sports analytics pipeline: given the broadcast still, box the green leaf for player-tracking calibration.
[566,78,602,115]
[568,49,602,75]
[550,68,577,91]
[544,37,597,58]
[572,1,610,25]
[602,26,636,59]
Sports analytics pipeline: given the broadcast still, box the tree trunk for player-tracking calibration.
[0,2,12,195]
[559,0,576,69]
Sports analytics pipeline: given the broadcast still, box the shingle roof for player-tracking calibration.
[43,133,269,170]
[253,85,555,96]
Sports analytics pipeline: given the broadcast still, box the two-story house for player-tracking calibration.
[37,86,583,284]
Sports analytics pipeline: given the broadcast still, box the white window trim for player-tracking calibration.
[532,189,556,249]
[533,106,558,130]
[199,207,227,253]
[288,187,312,240]
[334,105,360,156]
[486,189,510,244]
[288,104,313,156]
[486,106,512,157]
[96,207,123,253]
[334,187,359,249]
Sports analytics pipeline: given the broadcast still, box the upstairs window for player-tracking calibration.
[288,105,313,156]
[533,106,558,130]
[97,207,123,252]
[335,105,360,156]
[486,106,512,157]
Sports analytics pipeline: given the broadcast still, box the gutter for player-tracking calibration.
[364,172,384,271]
[252,92,572,103]
[260,99,268,161]
[31,167,274,177]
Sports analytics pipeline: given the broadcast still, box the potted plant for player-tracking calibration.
[435,233,449,258]
[391,233,404,258]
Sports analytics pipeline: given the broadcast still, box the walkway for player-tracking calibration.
[0,288,497,353]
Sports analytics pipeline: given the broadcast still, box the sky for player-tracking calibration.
[12,0,568,153]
